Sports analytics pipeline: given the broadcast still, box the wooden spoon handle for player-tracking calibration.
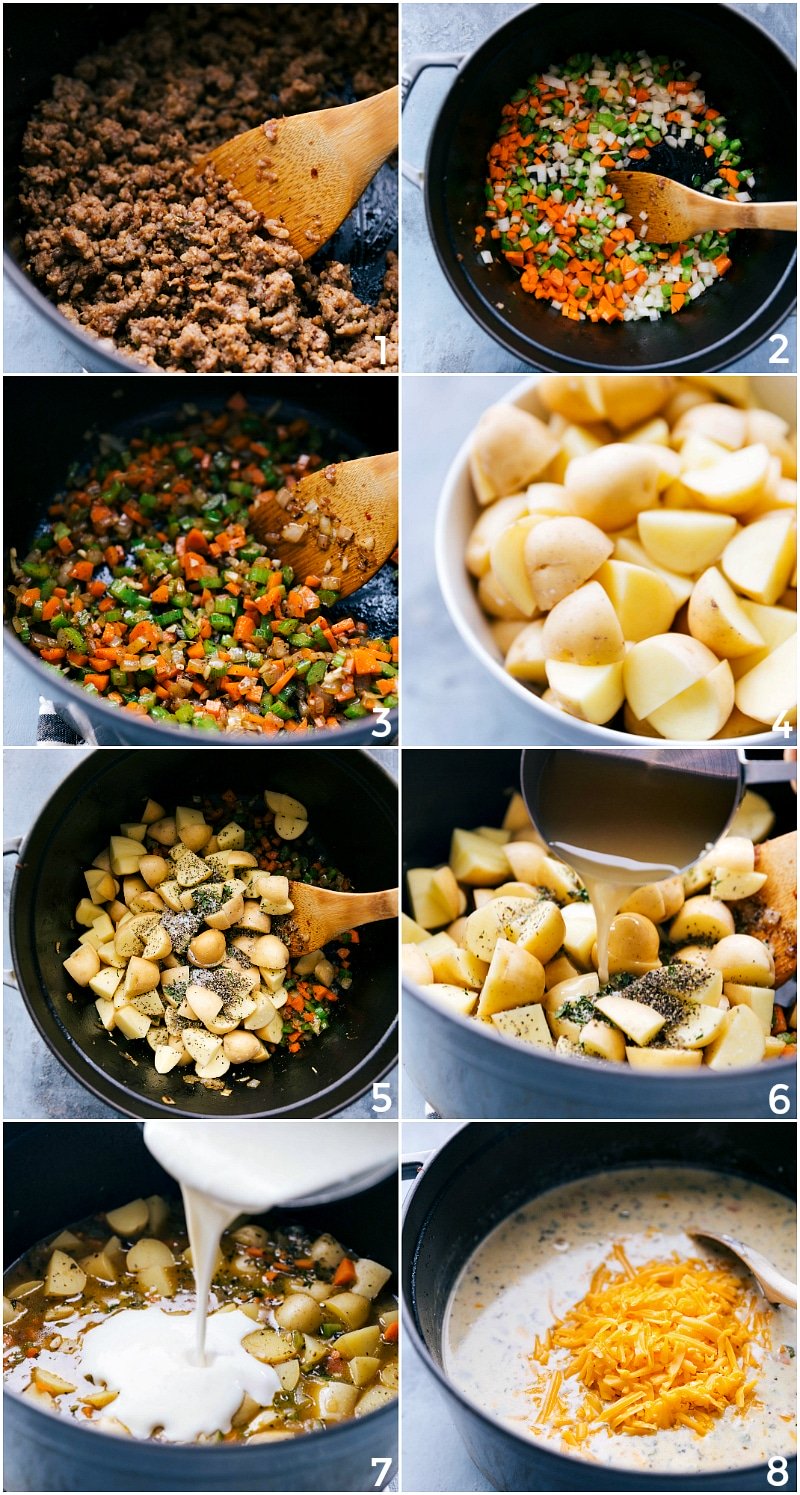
[339,888,399,928]
[703,199,797,232]
[327,85,399,201]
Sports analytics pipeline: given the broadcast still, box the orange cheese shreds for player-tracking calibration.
[528,1248,769,1444]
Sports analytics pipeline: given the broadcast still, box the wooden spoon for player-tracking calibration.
[607,170,797,244]
[197,86,399,260]
[250,452,398,600]
[689,1228,797,1308]
[738,831,797,987]
[274,882,398,956]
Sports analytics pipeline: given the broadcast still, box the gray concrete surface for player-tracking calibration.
[401,1121,484,1492]
[401,2,797,373]
[3,747,398,1119]
[402,373,568,746]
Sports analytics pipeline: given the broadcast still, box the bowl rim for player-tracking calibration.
[435,374,795,748]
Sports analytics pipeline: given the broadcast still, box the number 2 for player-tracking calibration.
[768,334,790,366]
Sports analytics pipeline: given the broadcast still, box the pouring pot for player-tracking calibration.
[3,3,397,375]
[3,376,398,746]
[8,746,397,1117]
[3,1121,398,1492]
[402,2,796,371]
[403,1121,797,1491]
[402,749,797,1119]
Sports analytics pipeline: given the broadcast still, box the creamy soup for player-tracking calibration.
[445,1167,796,1475]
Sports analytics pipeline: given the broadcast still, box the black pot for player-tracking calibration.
[9,746,397,1117]
[3,1121,398,1492]
[3,3,397,374]
[403,1121,797,1492]
[3,376,398,746]
[402,749,797,1119]
[403,2,796,371]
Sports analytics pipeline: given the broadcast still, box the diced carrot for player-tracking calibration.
[18,588,40,607]
[84,674,109,691]
[384,1320,399,1343]
[150,585,170,604]
[39,647,65,663]
[233,614,256,641]
[270,667,296,696]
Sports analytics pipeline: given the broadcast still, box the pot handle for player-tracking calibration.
[4,838,22,856]
[401,53,463,188]
[401,1151,434,1180]
[738,751,797,784]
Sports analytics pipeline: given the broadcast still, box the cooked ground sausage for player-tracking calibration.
[20,4,398,372]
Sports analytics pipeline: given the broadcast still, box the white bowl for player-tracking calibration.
[436,375,796,746]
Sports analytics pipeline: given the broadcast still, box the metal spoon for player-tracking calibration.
[689,1227,798,1307]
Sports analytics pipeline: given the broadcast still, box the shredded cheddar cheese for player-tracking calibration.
[529,1246,769,1446]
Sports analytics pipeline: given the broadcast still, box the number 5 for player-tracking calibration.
[372,1081,393,1114]
[371,1456,394,1487]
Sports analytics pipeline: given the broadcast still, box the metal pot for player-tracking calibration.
[402,2,796,372]
[4,1120,398,1492]
[3,3,397,375]
[8,746,397,1117]
[3,376,398,746]
[403,1121,796,1491]
[402,748,797,1119]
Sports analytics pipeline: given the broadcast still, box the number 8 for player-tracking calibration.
[767,1455,788,1486]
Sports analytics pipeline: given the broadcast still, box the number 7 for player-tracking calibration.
[371,1455,393,1487]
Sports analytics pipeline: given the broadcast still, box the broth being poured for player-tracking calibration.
[527,752,739,982]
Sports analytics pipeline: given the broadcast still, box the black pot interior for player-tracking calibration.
[11,747,398,1116]
[4,1120,398,1277]
[3,377,398,746]
[3,3,397,326]
[405,1122,797,1465]
[427,2,796,370]
[402,747,797,895]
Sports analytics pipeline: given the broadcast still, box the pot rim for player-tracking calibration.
[402,1125,797,1488]
[402,974,795,1089]
[9,746,398,1118]
[434,373,795,748]
[420,1,797,373]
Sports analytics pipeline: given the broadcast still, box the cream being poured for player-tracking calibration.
[79,1120,395,1441]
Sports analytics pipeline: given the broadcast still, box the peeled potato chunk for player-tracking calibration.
[730,601,796,679]
[637,510,737,575]
[522,516,613,612]
[477,568,526,621]
[466,493,530,578]
[542,581,625,667]
[505,620,548,684]
[491,1003,554,1047]
[721,510,796,605]
[625,1047,703,1070]
[593,994,666,1046]
[545,660,624,725]
[734,634,797,728]
[565,444,661,531]
[646,660,734,741]
[688,568,766,659]
[613,537,693,608]
[490,517,541,617]
[708,933,775,986]
[704,1003,766,1069]
[681,443,771,515]
[476,938,545,1018]
[724,983,774,1035]
[594,560,677,642]
[422,983,478,1017]
[669,896,735,944]
[580,1019,626,1063]
[470,404,559,504]
[623,634,720,721]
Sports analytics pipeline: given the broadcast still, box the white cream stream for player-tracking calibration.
[79,1120,395,1441]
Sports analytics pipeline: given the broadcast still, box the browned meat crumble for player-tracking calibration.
[20,4,398,372]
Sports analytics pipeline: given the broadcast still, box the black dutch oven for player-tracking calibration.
[402,2,796,371]
[402,749,797,1119]
[3,376,398,746]
[3,3,398,374]
[4,1121,398,1492]
[8,746,397,1117]
[403,1120,797,1492]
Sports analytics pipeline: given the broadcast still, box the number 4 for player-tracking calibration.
[772,710,794,739]
[371,1456,394,1487]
